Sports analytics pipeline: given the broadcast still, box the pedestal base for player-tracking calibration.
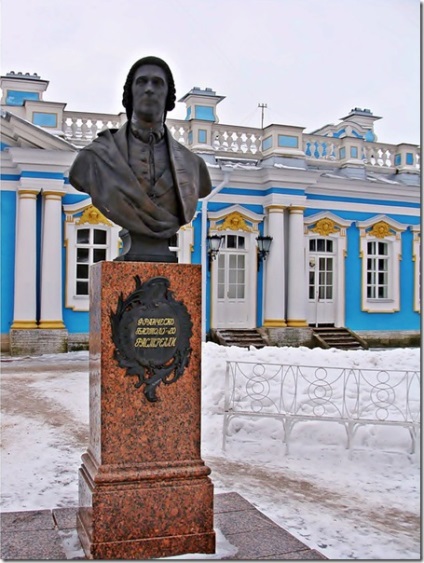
[79,261,215,559]
[78,518,215,560]
[77,457,215,559]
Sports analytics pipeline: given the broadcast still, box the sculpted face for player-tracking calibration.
[131,64,168,125]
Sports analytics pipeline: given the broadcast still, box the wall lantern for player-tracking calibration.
[256,235,273,270]
[207,234,224,269]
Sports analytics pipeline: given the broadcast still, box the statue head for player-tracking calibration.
[122,56,176,122]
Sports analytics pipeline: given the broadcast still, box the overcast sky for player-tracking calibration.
[1,0,420,145]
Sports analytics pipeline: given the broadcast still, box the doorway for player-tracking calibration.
[212,233,256,329]
[307,238,336,326]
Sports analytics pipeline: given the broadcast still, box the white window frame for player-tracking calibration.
[411,226,420,312]
[63,200,121,311]
[304,212,353,327]
[366,240,389,299]
[74,226,109,297]
[357,215,406,313]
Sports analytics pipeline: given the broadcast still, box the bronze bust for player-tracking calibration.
[69,56,212,262]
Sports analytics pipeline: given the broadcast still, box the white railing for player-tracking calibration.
[211,124,262,155]
[62,111,420,170]
[222,360,420,454]
[302,135,421,169]
[63,111,126,147]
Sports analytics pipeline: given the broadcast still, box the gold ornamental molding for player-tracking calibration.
[367,221,394,239]
[76,205,113,227]
[263,319,287,328]
[310,218,339,237]
[266,205,286,213]
[18,190,38,199]
[38,320,66,329]
[286,319,308,327]
[217,211,253,233]
[11,320,38,329]
[43,191,65,199]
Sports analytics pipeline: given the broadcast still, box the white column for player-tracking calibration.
[12,189,39,329]
[287,207,308,327]
[177,225,193,264]
[39,191,65,329]
[263,205,286,327]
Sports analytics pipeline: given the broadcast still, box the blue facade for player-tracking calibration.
[1,190,16,333]
[0,74,420,352]
[32,112,57,127]
[6,90,39,105]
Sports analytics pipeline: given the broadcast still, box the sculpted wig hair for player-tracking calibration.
[122,56,176,121]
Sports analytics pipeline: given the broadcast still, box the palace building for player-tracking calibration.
[1,71,420,354]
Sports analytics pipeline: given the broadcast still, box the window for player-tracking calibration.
[412,226,420,312]
[224,234,245,249]
[75,228,108,295]
[218,254,225,299]
[228,254,245,299]
[366,241,388,299]
[357,216,406,313]
[217,254,245,300]
[309,239,333,253]
[64,203,121,311]
[308,238,334,301]
[217,234,247,300]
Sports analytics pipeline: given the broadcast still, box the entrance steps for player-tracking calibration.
[312,326,368,350]
[211,328,268,349]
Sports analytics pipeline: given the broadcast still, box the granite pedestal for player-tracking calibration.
[77,261,215,559]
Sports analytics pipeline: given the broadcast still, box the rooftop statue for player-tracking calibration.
[69,56,212,262]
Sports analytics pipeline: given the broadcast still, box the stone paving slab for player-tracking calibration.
[1,492,326,560]
[1,529,67,560]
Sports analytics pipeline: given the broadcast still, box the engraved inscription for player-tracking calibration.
[134,317,177,348]
[134,337,177,348]
[110,275,192,403]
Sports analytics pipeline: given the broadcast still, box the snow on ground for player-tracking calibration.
[1,344,420,560]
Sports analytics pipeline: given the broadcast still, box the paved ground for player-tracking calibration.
[1,492,326,560]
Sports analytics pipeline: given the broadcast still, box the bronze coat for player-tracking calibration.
[69,123,212,239]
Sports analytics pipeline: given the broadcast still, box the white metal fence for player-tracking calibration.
[222,360,420,454]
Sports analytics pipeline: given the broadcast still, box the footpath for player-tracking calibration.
[1,492,326,560]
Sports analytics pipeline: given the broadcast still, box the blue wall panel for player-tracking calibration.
[32,112,57,127]
[36,197,42,321]
[344,224,361,329]
[0,191,16,333]
[306,194,419,210]
[62,193,90,206]
[6,90,39,105]
[63,308,89,333]
[345,226,420,331]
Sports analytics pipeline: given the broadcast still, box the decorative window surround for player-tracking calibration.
[63,200,121,311]
[304,211,353,327]
[357,215,407,313]
[208,205,264,330]
[411,225,421,313]
[208,205,264,233]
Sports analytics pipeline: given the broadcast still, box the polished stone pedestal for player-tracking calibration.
[77,261,215,559]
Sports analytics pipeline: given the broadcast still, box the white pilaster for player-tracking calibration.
[39,191,65,329]
[263,205,286,327]
[12,189,39,329]
[177,225,194,264]
[287,207,308,327]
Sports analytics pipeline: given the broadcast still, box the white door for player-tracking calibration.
[307,238,336,325]
[212,233,255,329]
